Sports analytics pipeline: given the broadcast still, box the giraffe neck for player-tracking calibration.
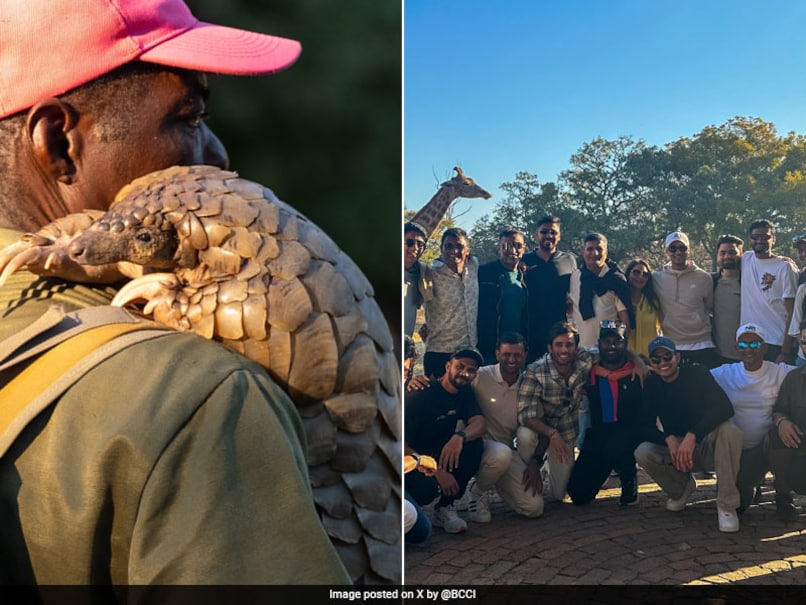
[410,186,456,240]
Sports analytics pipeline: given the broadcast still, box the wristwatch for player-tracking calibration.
[454,430,467,442]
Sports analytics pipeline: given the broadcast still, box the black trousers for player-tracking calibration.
[736,442,769,511]
[405,438,483,509]
[567,424,637,505]
[768,428,806,498]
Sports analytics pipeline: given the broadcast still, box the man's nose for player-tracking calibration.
[200,124,229,169]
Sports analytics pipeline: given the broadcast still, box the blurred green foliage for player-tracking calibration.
[189,0,401,336]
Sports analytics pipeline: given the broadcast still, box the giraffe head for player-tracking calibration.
[442,166,492,200]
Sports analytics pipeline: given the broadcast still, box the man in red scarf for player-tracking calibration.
[567,321,645,506]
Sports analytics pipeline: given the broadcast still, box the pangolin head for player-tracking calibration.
[68,209,180,269]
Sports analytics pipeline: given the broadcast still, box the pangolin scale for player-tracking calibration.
[0,164,402,584]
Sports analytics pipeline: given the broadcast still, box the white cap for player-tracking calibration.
[665,231,690,248]
[736,323,766,343]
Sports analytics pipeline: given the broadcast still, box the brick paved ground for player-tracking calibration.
[405,469,806,587]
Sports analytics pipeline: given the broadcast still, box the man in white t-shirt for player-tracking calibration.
[710,323,797,513]
[740,219,798,363]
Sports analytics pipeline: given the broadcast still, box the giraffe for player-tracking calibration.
[409,166,492,240]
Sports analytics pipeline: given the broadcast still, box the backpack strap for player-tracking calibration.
[0,306,172,457]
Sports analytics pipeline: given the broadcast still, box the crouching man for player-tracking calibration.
[634,336,744,533]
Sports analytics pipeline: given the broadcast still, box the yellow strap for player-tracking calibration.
[0,322,153,430]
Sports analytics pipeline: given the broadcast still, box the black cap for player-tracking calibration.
[599,320,626,340]
[449,344,483,366]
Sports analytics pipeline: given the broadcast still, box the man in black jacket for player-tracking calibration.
[634,336,744,533]
[477,228,528,365]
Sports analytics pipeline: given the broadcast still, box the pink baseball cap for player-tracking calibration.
[0,0,302,119]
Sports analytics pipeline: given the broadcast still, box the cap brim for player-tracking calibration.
[139,23,302,75]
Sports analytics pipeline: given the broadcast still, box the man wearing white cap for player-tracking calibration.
[740,219,799,363]
[0,0,355,584]
[652,230,718,368]
[710,323,797,513]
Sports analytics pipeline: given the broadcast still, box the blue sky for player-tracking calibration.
[404,0,806,232]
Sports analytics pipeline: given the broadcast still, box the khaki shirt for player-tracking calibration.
[0,229,351,585]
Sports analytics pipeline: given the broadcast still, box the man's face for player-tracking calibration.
[796,243,806,267]
[666,240,688,270]
[717,243,741,271]
[548,333,577,367]
[445,357,479,389]
[535,223,560,254]
[737,333,766,371]
[749,227,775,256]
[496,342,526,375]
[649,347,680,382]
[404,230,426,268]
[598,333,627,365]
[441,234,469,272]
[497,233,525,271]
[74,69,228,215]
[582,239,607,272]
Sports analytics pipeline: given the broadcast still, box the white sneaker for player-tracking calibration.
[665,475,696,512]
[467,487,491,523]
[718,506,740,533]
[432,505,467,533]
[453,478,475,511]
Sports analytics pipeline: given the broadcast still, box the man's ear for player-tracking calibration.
[25,99,79,184]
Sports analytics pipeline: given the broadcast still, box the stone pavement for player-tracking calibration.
[405,469,806,587]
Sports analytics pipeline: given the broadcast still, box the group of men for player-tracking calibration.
[403,215,806,539]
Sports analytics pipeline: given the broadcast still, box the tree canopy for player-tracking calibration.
[470,116,806,272]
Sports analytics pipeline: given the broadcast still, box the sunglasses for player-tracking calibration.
[737,341,763,350]
[749,234,773,241]
[443,242,466,252]
[405,238,426,251]
[500,242,525,251]
[630,269,650,277]
[668,245,687,253]
[650,353,675,364]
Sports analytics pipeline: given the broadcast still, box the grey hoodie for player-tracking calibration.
[652,262,715,346]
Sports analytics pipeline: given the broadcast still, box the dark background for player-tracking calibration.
[190,0,401,349]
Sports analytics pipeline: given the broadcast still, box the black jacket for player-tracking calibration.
[476,260,527,361]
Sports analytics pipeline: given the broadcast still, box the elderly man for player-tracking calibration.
[405,346,487,534]
[522,216,578,362]
[477,228,528,365]
[0,0,352,584]
[767,319,806,521]
[653,231,717,368]
[741,219,798,363]
[710,324,797,513]
[422,227,480,377]
[635,336,744,533]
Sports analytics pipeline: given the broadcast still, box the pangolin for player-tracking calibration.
[0,164,402,584]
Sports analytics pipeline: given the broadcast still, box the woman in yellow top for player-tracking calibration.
[624,258,662,357]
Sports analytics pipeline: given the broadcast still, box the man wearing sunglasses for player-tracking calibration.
[653,231,718,368]
[634,336,744,533]
[740,219,798,364]
[768,319,806,522]
[404,222,430,337]
[710,324,797,514]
